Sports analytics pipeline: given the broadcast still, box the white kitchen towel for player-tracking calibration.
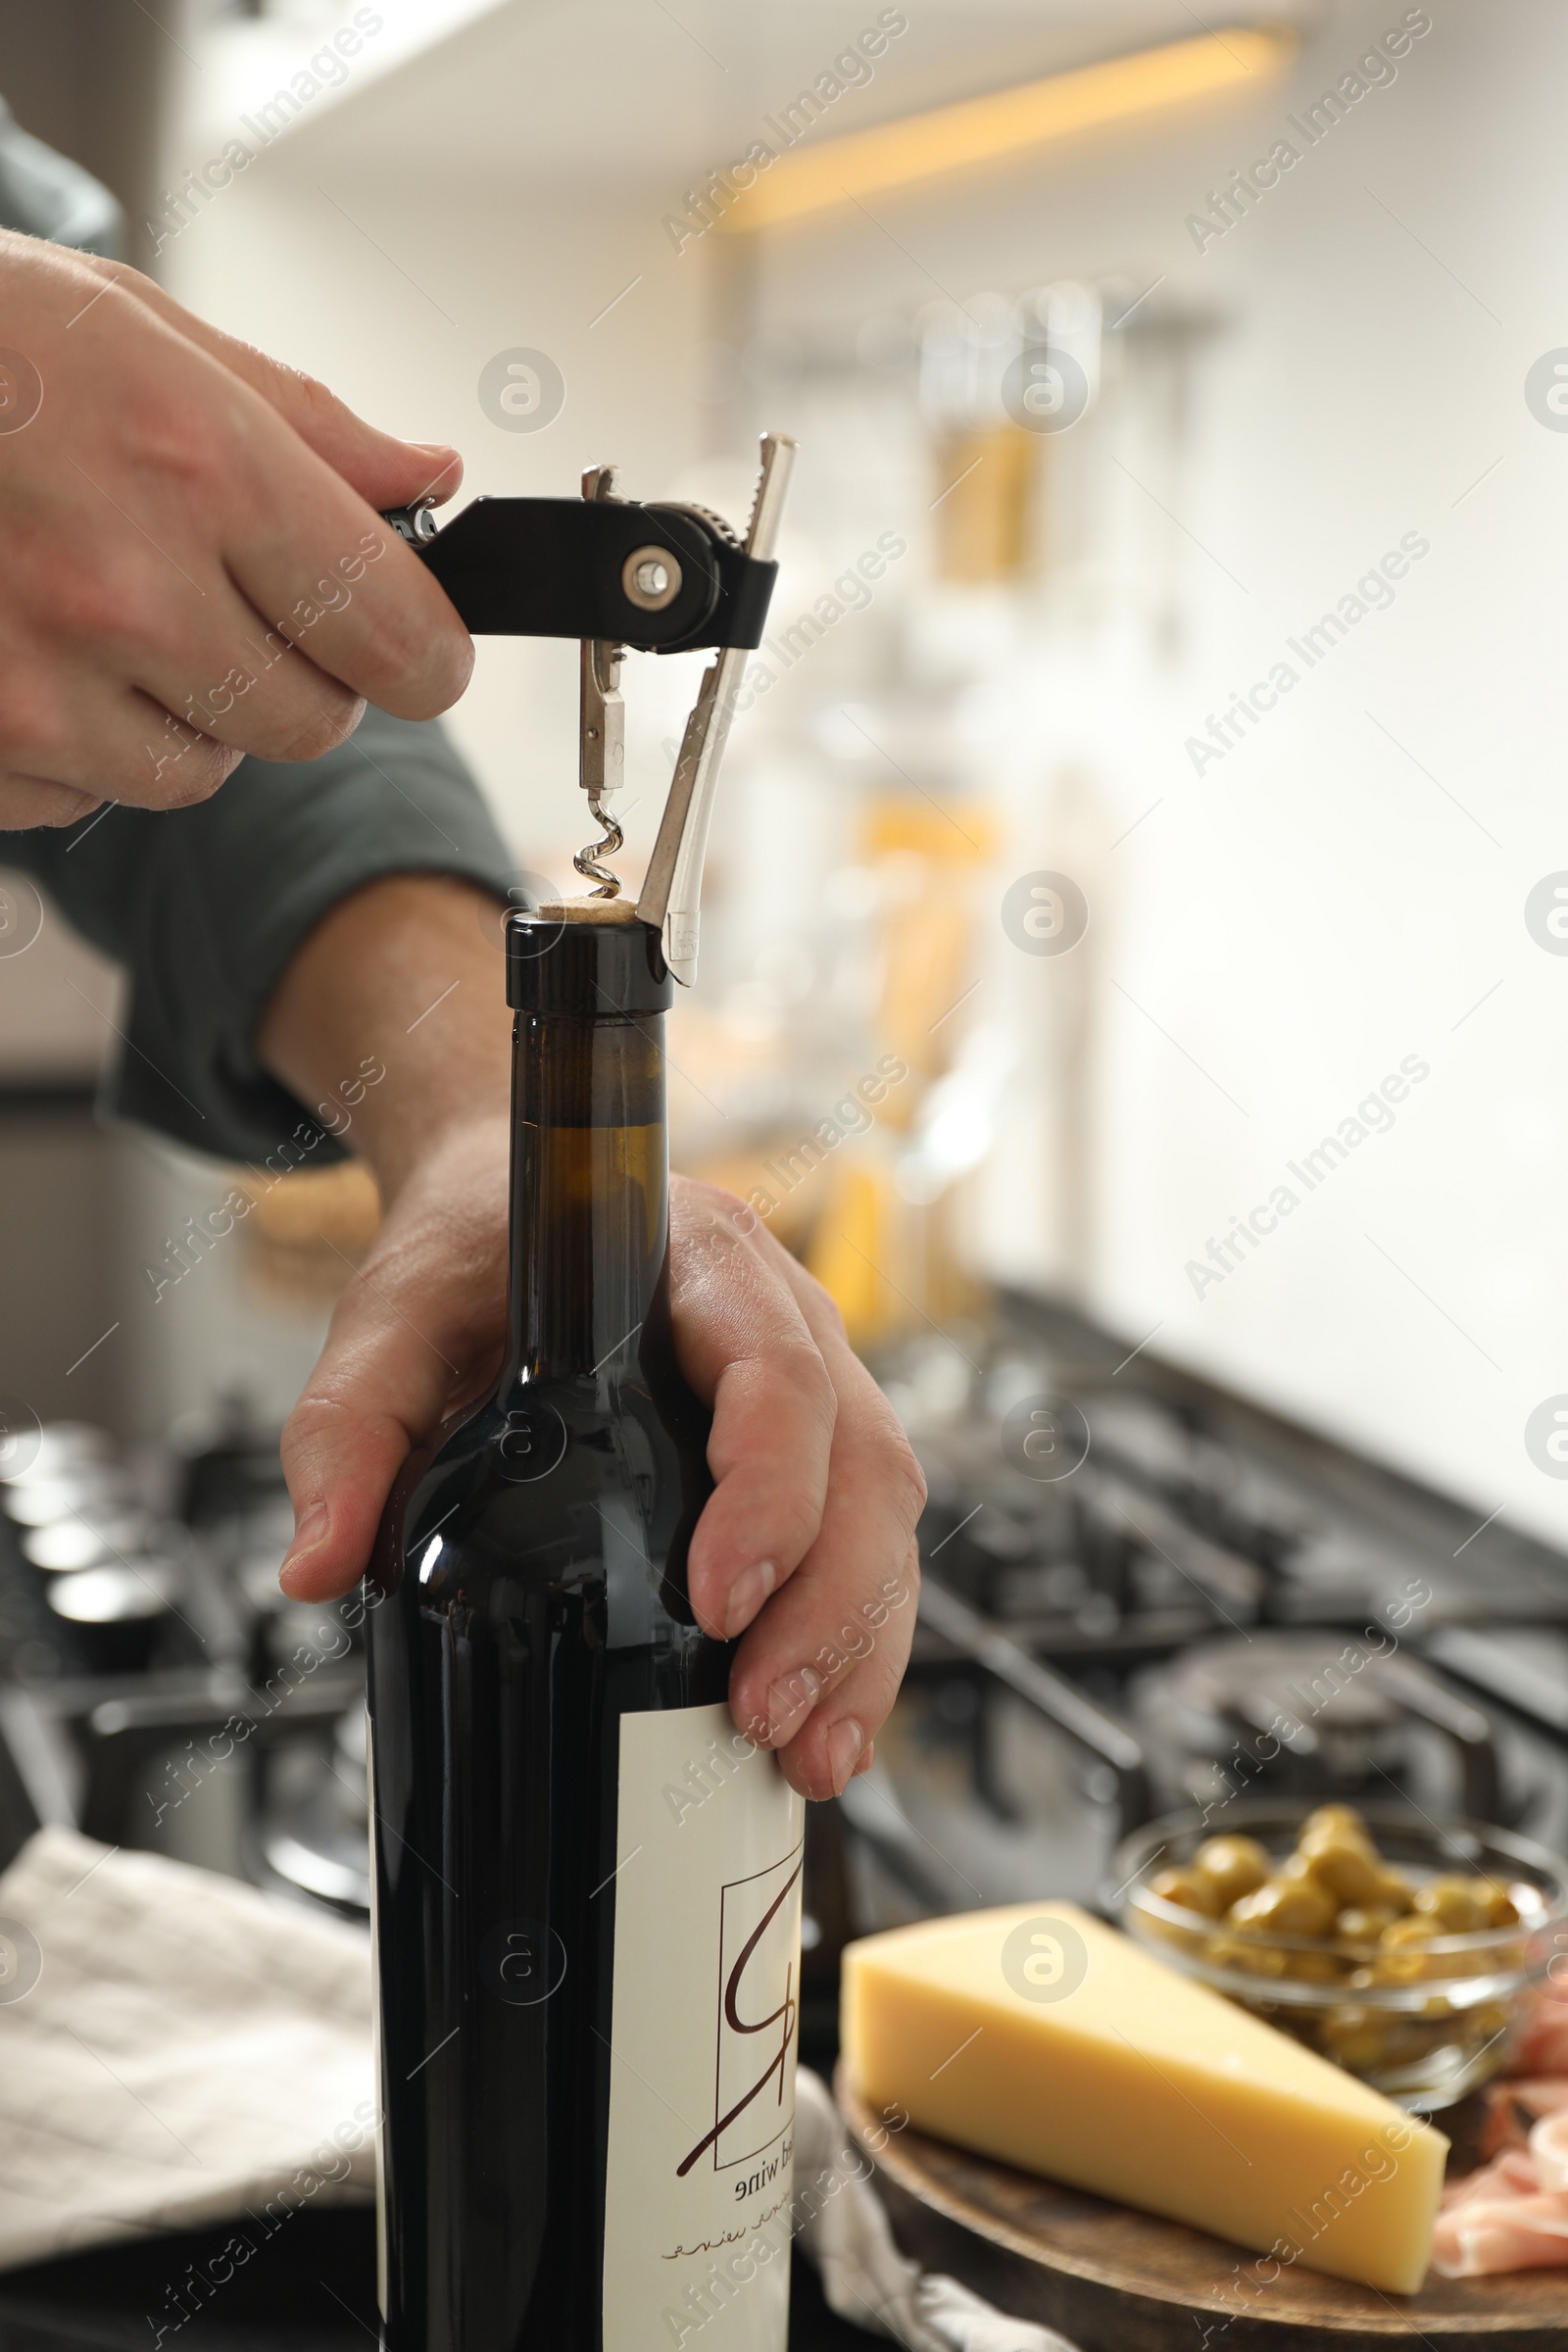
[792,2069,1080,2352]
[0,1825,375,2271]
[0,1827,1078,2348]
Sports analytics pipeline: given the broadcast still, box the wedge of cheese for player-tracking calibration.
[842,1902,1447,2295]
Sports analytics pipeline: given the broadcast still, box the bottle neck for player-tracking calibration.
[508,1008,668,1386]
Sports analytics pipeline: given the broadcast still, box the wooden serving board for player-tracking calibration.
[835,2066,1568,2351]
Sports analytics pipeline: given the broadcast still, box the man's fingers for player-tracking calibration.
[0,236,472,811]
[278,1272,459,1603]
[0,775,102,827]
[737,1499,921,1802]
[218,416,473,720]
[688,1346,835,1638]
[671,1195,837,1640]
[275,1124,512,1602]
[127,570,369,766]
[729,1385,925,1798]
[0,650,241,808]
[63,266,472,722]
[0,507,368,786]
[726,1310,926,1797]
[663,1179,927,1792]
[73,258,465,514]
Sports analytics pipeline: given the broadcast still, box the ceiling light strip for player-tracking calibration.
[720,26,1295,232]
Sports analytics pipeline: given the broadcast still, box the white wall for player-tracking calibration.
[1043,0,1568,1552]
[1092,0,1568,1545]
[672,0,1568,1547]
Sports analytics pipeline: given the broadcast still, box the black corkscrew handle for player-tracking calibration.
[380,492,777,656]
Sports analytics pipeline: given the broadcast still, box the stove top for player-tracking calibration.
[2,1294,1566,2086]
[824,1294,1568,2040]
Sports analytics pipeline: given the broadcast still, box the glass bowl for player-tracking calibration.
[1112,1800,1568,2111]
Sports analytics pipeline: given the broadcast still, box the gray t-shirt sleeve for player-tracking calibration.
[0,96,123,255]
[0,707,516,1163]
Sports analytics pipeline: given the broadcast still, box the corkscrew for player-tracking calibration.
[574,462,626,899]
[383,430,795,984]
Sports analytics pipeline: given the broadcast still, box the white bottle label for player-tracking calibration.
[603,1700,805,2352]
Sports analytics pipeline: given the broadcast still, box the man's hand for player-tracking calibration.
[0,233,472,829]
[258,876,925,1799]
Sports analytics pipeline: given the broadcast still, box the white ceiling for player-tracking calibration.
[213,0,1324,186]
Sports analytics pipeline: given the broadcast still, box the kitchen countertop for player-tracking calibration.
[0,2211,872,2350]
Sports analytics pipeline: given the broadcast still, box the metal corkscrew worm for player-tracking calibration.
[574,465,628,897]
[573,796,624,896]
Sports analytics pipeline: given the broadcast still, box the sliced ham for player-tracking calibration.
[1432,2193,1568,2278]
[1481,2077,1568,2155]
[1512,2006,1568,2077]
[1430,2089,1568,2274]
[1442,2147,1541,2209]
[1512,1976,1568,2077]
[1533,2107,1568,2195]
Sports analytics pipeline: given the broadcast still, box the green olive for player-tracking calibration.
[1297,1822,1385,1906]
[1150,1865,1224,1919]
[1300,1802,1370,1842]
[1282,1945,1348,1984]
[1474,1877,1521,1929]
[1374,1915,1443,1984]
[1206,1931,1289,1980]
[1193,1834,1270,1911]
[1319,2004,1392,2071]
[1231,1871,1338,1937]
[1412,1875,1491,1934]
[1381,1915,1437,1946]
[1336,1904,1396,1946]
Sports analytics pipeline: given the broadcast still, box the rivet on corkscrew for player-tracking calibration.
[574,463,626,898]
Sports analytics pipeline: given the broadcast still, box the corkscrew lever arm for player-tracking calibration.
[635,431,796,986]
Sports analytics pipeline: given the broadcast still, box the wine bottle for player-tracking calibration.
[367,905,805,2352]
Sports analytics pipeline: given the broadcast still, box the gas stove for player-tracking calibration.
[3,1295,1567,2075]
[0,1405,369,1913]
[817,1293,1568,2052]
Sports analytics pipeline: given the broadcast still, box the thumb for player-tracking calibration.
[82,258,465,513]
[278,1286,455,1603]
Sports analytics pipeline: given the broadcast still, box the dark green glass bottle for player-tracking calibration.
[368,907,803,2352]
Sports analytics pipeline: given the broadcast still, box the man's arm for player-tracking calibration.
[0,707,517,1155]
[257,875,924,1802]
